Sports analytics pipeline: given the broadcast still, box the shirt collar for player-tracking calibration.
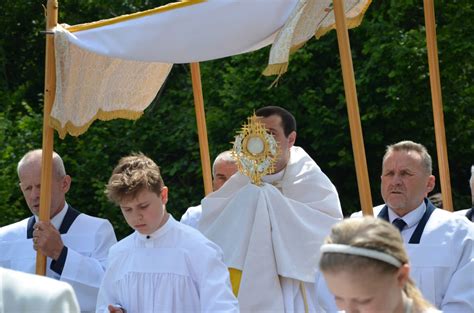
[136,214,175,241]
[34,202,68,229]
[388,201,426,229]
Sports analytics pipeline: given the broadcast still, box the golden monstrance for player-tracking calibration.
[232,113,280,185]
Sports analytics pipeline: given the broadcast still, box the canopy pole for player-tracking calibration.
[36,0,58,275]
[423,0,452,211]
[333,0,373,215]
[190,62,213,195]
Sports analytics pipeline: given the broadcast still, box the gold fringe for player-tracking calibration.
[262,63,288,77]
[315,0,372,39]
[263,40,307,82]
[50,109,144,139]
[262,63,288,88]
[289,41,307,54]
[263,0,372,80]
[67,0,207,33]
[268,75,282,89]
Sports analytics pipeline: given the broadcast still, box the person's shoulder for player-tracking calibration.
[76,211,110,224]
[108,232,135,257]
[350,210,363,218]
[180,205,202,229]
[173,220,210,244]
[182,205,202,216]
[290,146,310,159]
[453,208,469,217]
[427,208,474,236]
[172,220,222,256]
[289,146,319,170]
[350,204,383,218]
[285,146,338,189]
[72,210,114,230]
[0,217,30,240]
[430,207,464,221]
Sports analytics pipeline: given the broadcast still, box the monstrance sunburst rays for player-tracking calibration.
[232,113,280,185]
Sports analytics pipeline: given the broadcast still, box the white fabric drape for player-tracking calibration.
[61,0,298,63]
[198,146,342,312]
[51,0,371,137]
[52,25,172,138]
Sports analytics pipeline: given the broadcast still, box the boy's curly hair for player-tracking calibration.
[106,153,164,204]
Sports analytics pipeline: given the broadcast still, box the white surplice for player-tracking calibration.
[0,267,80,313]
[349,202,474,313]
[195,146,342,312]
[0,205,117,313]
[96,216,238,313]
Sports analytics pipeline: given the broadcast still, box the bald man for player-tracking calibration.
[0,149,117,313]
[181,150,238,229]
[212,150,239,191]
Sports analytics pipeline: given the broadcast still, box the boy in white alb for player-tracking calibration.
[96,153,238,313]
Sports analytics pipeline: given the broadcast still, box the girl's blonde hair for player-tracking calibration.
[319,217,433,312]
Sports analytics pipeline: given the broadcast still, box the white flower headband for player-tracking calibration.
[320,244,402,268]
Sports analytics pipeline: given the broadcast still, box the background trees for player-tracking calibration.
[1,1,472,239]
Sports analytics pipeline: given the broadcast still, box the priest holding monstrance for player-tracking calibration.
[195,106,343,312]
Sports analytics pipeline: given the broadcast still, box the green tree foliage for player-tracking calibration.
[0,1,472,239]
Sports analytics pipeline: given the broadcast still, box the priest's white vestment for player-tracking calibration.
[181,146,342,225]
[96,216,239,313]
[196,146,343,312]
[0,205,117,313]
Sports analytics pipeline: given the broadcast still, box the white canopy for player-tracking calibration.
[50,0,370,137]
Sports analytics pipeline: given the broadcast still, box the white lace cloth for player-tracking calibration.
[52,25,172,138]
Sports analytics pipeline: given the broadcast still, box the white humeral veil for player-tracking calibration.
[198,146,342,312]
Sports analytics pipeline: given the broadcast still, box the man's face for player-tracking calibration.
[381,150,435,216]
[212,161,238,191]
[259,115,296,173]
[19,160,70,218]
[120,188,168,235]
